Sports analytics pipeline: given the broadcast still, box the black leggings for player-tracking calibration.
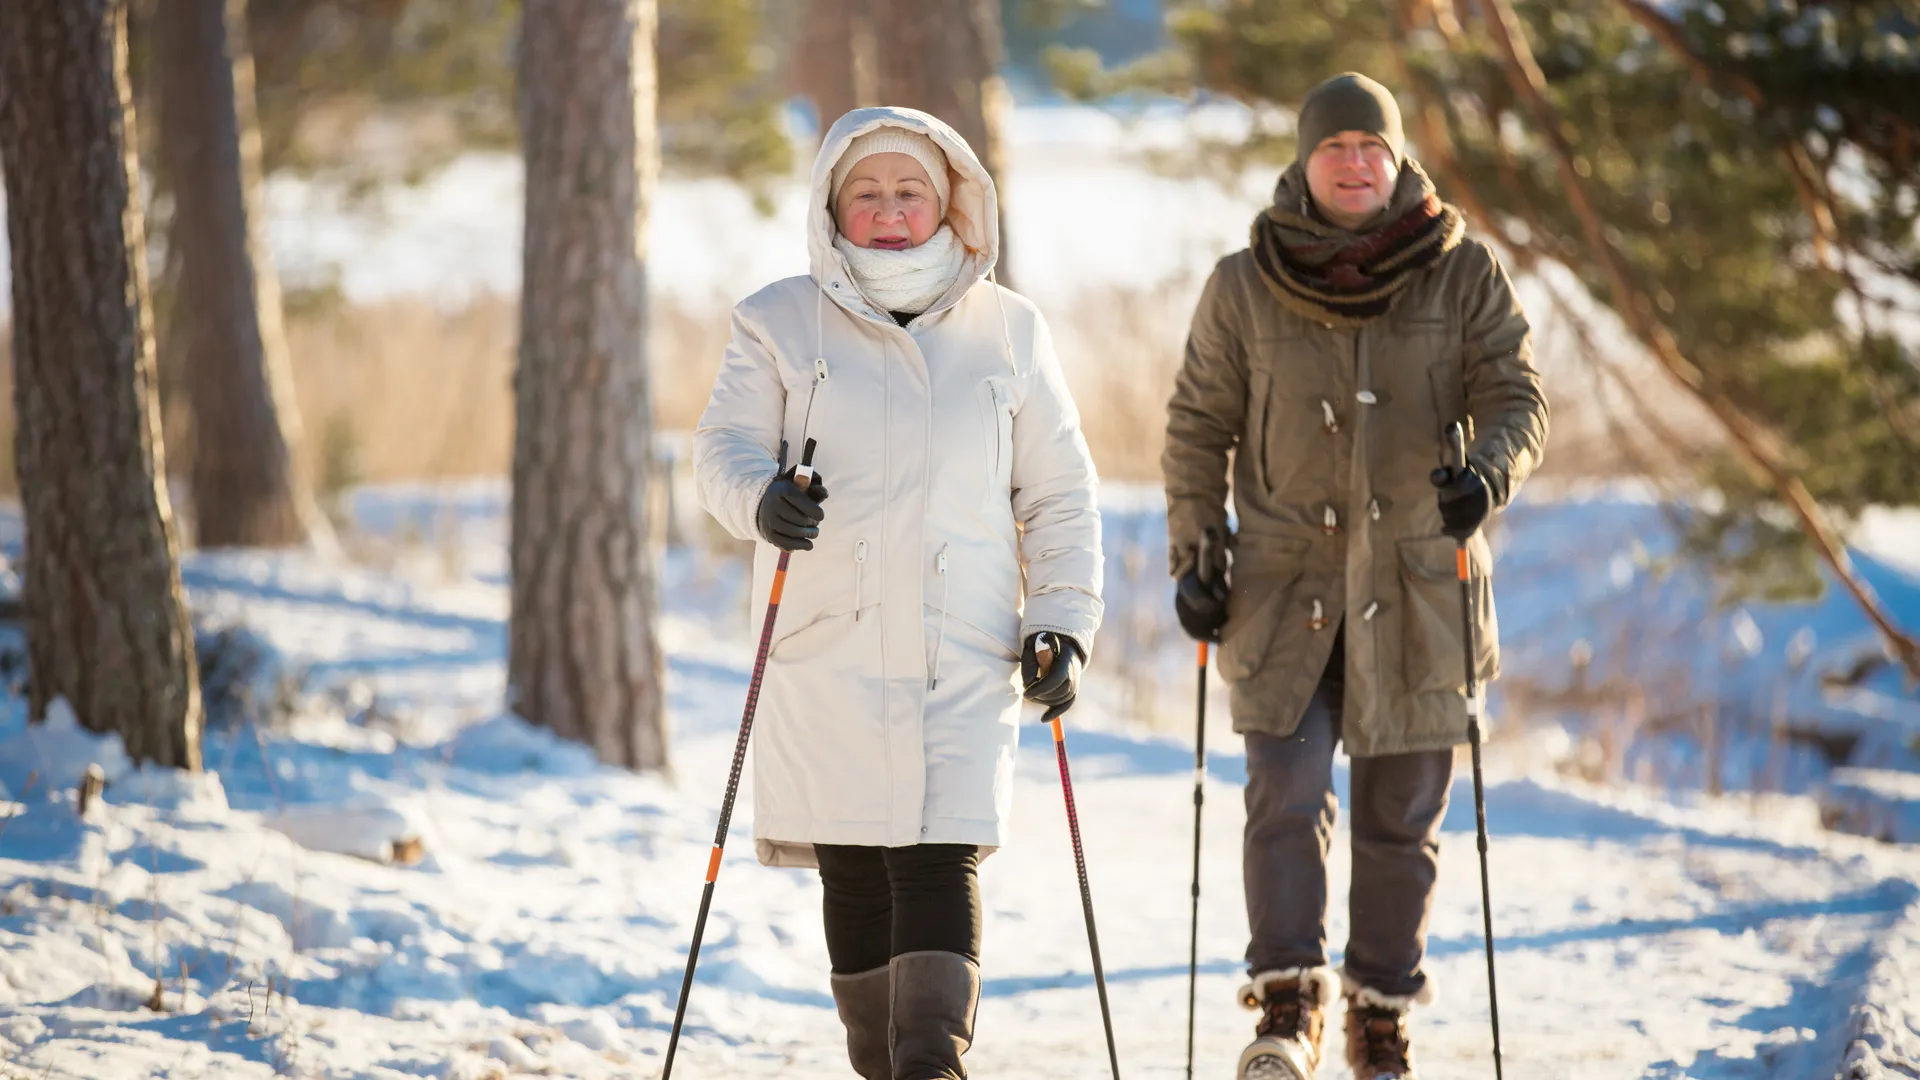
[815,843,982,974]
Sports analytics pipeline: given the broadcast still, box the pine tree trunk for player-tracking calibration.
[0,0,204,769]
[155,0,316,549]
[794,0,871,130]
[873,0,1014,289]
[511,0,668,771]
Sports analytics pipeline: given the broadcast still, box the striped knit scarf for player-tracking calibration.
[1250,158,1465,327]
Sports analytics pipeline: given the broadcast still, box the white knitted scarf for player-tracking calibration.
[833,224,966,315]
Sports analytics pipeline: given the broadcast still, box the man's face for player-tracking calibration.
[1305,131,1399,229]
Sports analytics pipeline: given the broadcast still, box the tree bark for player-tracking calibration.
[0,0,204,769]
[155,0,318,549]
[1474,0,1920,680]
[792,0,870,131]
[512,0,668,771]
[797,0,1016,288]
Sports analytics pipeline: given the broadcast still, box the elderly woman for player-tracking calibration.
[694,106,1104,1080]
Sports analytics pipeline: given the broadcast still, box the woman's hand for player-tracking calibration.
[1021,632,1083,722]
[756,466,830,550]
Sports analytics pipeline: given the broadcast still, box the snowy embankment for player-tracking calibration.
[1,485,1918,1079]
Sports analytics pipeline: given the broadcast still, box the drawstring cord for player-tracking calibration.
[987,266,1016,374]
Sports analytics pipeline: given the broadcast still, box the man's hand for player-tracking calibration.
[1021,633,1083,722]
[1174,526,1230,642]
[1429,462,1490,541]
[756,466,829,551]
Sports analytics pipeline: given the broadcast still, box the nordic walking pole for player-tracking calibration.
[1185,527,1219,1080]
[661,438,818,1080]
[1038,633,1123,1080]
[1446,422,1504,1080]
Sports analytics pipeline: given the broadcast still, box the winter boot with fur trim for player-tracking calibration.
[831,966,891,1080]
[1342,984,1423,1080]
[1235,967,1336,1080]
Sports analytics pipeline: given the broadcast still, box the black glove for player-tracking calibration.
[1429,462,1491,541]
[1021,632,1083,723]
[1174,527,1230,642]
[755,466,829,551]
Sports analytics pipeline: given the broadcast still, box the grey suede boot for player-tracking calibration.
[832,966,892,1079]
[888,950,981,1079]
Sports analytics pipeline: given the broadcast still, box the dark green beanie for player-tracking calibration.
[1295,72,1404,168]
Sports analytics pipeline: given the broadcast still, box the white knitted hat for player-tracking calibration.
[829,126,951,214]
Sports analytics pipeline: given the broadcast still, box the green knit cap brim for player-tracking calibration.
[1296,72,1405,168]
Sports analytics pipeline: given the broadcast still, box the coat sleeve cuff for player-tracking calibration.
[1020,622,1096,664]
[1468,450,1512,509]
[738,473,775,543]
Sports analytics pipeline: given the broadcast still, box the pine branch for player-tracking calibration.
[1615,0,1920,500]
[1475,0,1920,679]
[1385,2,1500,233]
[1613,0,1840,268]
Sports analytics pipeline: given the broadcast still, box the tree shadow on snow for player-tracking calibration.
[990,881,1915,1005]
[1656,925,1886,1080]
[180,564,503,642]
[985,958,1244,997]
[1015,724,1248,786]
[1425,878,1917,959]
[1444,775,1838,864]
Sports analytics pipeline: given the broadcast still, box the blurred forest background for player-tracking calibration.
[0,0,1915,773]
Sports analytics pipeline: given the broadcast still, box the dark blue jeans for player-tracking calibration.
[1243,646,1453,999]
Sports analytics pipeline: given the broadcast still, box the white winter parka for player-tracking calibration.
[694,107,1104,868]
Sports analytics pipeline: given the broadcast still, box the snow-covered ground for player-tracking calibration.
[3,486,1919,1079]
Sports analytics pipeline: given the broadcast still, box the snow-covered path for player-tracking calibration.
[3,503,1919,1079]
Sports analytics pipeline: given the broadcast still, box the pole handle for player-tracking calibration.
[1446,420,1468,474]
[795,437,819,487]
[1032,631,1057,683]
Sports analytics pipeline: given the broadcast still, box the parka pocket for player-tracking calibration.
[771,607,866,663]
[853,539,870,620]
[1426,357,1469,447]
[1246,337,1329,499]
[1246,370,1273,497]
[1396,534,1499,694]
[1215,536,1311,682]
[979,379,1013,506]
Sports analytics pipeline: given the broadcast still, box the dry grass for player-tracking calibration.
[1049,280,1194,483]
[0,295,731,499]
[285,294,516,485]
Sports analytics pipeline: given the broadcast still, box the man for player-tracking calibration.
[1163,73,1548,1080]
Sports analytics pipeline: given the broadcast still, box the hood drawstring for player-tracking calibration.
[929,545,951,690]
[798,283,832,446]
[988,267,1017,375]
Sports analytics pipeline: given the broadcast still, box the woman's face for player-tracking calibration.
[1305,131,1399,230]
[834,152,941,250]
